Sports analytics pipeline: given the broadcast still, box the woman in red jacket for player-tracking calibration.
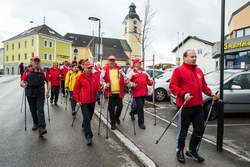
[127,58,153,129]
[74,61,100,146]
[48,61,62,105]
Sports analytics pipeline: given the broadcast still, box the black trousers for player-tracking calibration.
[27,96,46,129]
[134,96,146,125]
[108,94,123,125]
[60,80,65,96]
[69,91,77,112]
[176,106,205,152]
[81,103,95,138]
[50,86,60,103]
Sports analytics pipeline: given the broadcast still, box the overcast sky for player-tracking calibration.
[0,0,249,65]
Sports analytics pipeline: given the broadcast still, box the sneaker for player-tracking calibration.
[186,150,205,162]
[32,124,39,130]
[86,136,92,146]
[50,100,53,104]
[54,102,58,105]
[39,129,47,137]
[139,124,146,129]
[129,111,135,120]
[176,150,185,163]
[72,111,77,116]
[111,124,116,130]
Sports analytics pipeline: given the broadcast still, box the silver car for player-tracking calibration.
[148,71,172,101]
[170,69,250,120]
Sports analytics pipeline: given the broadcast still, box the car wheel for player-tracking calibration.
[155,89,166,102]
[204,101,218,121]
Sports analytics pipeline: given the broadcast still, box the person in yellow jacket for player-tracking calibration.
[65,62,81,116]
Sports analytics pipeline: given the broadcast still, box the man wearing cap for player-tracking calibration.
[127,58,153,129]
[60,60,70,97]
[100,55,126,130]
[74,61,101,145]
[20,56,51,137]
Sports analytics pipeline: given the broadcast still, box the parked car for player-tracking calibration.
[146,69,165,78]
[170,69,250,120]
[148,71,173,101]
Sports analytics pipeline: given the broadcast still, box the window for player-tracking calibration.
[18,42,21,49]
[6,56,8,62]
[31,52,34,58]
[236,29,244,37]
[133,26,137,33]
[49,54,52,60]
[44,53,47,60]
[240,74,250,89]
[6,45,8,51]
[245,28,250,36]
[24,53,27,60]
[12,55,14,61]
[32,39,34,46]
[44,40,48,47]
[197,49,202,54]
[134,20,137,25]
[49,41,53,48]
[18,54,20,61]
[125,27,127,34]
[24,41,27,48]
[12,43,14,50]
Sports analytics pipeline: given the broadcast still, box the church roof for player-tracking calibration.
[124,2,141,21]
[64,33,131,61]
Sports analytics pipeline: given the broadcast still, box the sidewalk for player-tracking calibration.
[95,95,250,167]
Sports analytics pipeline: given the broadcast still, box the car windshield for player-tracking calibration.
[204,71,236,85]
[156,72,172,80]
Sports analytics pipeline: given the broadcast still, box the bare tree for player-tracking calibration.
[130,0,156,67]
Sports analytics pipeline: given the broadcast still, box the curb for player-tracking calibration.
[94,109,157,167]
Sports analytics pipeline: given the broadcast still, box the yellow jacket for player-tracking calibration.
[65,70,81,91]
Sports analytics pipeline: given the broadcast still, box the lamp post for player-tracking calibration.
[88,17,101,62]
[100,32,105,66]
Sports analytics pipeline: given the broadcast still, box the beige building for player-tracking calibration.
[213,1,250,69]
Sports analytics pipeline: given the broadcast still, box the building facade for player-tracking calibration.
[2,24,72,75]
[213,1,250,69]
[0,48,4,74]
[122,2,142,62]
[172,36,217,74]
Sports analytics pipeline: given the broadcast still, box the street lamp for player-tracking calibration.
[100,32,105,66]
[88,17,101,62]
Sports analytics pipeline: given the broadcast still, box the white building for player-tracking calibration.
[172,36,218,74]
[0,48,4,74]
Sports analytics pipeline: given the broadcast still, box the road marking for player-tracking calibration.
[206,124,250,127]
[144,110,250,163]
[94,108,157,167]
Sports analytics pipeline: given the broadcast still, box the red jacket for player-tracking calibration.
[73,72,100,104]
[127,68,153,97]
[100,64,126,98]
[93,66,102,82]
[169,63,211,108]
[60,65,70,80]
[48,67,62,86]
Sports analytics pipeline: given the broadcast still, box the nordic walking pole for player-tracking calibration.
[60,79,63,104]
[46,97,50,122]
[20,89,25,113]
[65,90,68,111]
[197,91,219,152]
[24,91,27,131]
[155,99,188,144]
[98,94,104,135]
[71,106,80,127]
[122,92,133,121]
[132,107,136,135]
[152,54,156,126]
[106,104,109,139]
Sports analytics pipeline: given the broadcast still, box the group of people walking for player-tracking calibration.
[20,49,218,164]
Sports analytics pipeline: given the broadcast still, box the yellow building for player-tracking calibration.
[2,24,72,75]
[213,1,250,69]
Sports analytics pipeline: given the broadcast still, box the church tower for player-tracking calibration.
[122,2,142,61]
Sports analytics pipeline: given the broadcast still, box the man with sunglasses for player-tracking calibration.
[100,55,126,130]
[20,56,51,137]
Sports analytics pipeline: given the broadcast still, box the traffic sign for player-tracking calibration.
[74,48,78,56]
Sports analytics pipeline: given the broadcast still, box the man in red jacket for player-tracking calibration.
[127,58,153,129]
[169,49,218,163]
[48,61,62,105]
[60,60,70,97]
[74,61,100,145]
[100,55,126,130]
